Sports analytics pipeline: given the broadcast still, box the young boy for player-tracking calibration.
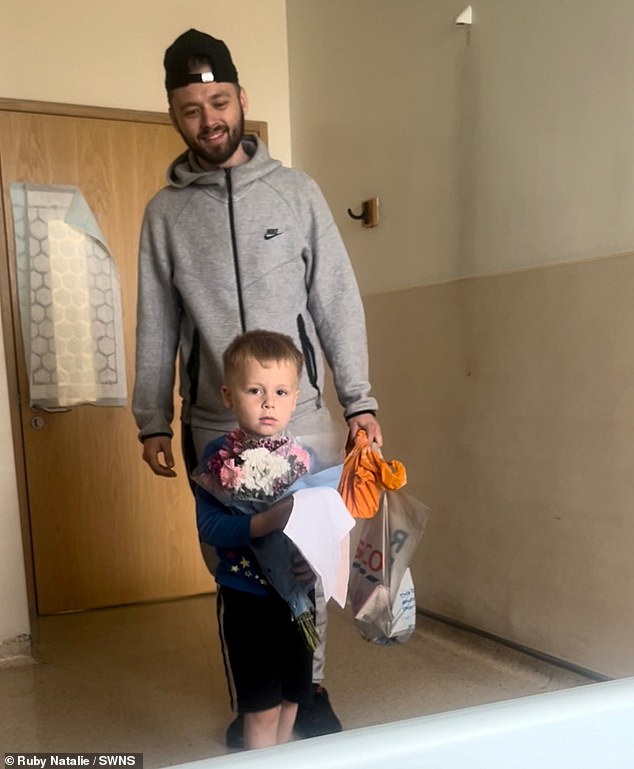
[195,329,314,750]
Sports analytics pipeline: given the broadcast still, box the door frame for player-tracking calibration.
[0,97,267,614]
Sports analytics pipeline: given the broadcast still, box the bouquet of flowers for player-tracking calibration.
[204,430,311,510]
[193,429,319,650]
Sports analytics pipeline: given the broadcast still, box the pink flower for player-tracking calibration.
[219,459,243,489]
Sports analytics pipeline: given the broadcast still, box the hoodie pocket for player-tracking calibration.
[186,328,200,406]
[296,313,321,408]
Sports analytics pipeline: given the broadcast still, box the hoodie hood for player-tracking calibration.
[166,135,281,191]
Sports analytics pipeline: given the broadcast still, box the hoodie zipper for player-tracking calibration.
[225,166,322,409]
[225,168,246,331]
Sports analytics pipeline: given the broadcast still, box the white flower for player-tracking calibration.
[235,447,293,498]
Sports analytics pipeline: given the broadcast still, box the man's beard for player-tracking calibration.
[183,109,245,168]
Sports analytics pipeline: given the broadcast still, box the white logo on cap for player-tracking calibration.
[201,72,215,83]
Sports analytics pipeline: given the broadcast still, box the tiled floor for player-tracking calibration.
[0,595,594,766]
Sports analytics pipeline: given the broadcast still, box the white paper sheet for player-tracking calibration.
[283,487,354,608]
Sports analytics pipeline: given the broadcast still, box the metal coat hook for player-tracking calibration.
[347,204,367,221]
[347,197,379,228]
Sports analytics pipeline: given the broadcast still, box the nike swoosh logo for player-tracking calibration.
[264,229,283,240]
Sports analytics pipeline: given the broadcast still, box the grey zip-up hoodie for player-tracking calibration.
[133,136,377,439]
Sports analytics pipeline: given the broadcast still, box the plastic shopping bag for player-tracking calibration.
[349,489,429,644]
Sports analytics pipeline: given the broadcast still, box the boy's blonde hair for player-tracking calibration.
[223,330,304,381]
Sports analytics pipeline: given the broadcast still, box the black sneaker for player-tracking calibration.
[294,684,343,739]
[225,714,244,750]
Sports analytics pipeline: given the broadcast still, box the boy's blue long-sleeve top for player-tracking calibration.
[195,435,271,596]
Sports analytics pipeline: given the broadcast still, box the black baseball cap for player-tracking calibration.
[164,28,239,91]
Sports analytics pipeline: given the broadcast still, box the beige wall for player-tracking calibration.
[288,0,634,677]
[366,255,634,677]
[288,0,634,291]
[0,325,29,655]
[0,0,290,653]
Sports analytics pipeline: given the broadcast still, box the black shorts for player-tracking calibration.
[217,585,314,713]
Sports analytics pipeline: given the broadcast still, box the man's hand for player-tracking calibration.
[346,413,383,448]
[142,435,177,477]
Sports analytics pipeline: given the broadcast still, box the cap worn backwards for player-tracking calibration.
[164,28,238,91]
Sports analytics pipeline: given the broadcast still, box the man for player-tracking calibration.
[132,28,382,747]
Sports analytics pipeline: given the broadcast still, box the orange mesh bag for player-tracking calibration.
[337,429,407,518]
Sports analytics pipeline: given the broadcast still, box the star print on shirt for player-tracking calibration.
[221,548,267,585]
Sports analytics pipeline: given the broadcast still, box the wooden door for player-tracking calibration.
[0,100,266,614]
